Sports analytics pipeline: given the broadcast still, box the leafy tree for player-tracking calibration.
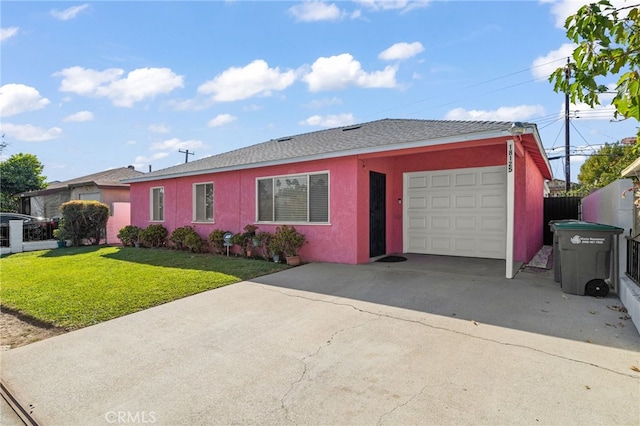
[550,1,640,141]
[0,153,47,212]
[578,142,636,188]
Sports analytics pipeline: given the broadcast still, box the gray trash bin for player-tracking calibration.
[549,219,580,284]
[554,221,623,296]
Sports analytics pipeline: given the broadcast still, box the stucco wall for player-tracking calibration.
[106,202,131,244]
[130,157,360,264]
[582,179,634,273]
[513,150,545,262]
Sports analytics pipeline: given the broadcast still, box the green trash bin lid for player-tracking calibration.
[552,221,623,233]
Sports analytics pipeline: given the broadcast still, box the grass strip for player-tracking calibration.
[1,246,288,328]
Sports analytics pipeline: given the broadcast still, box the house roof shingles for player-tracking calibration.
[124,118,551,182]
[22,167,144,196]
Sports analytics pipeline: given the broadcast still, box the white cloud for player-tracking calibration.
[303,97,343,109]
[133,152,170,169]
[379,41,424,61]
[0,83,50,117]
[289,1,343,22]
[0,123,63,141]
[198,60,296,102]
[54,66,184,107]
[171,97,213,111]
[299,113,356,127]
[0,27,19,42]
[51,4,89,21]
[148,123,171,133]
[354,0,430,12]
[444,105,545,121]
[531,43,576,80]
[545,0,629,28]
[208,114,237,127]
[303,53,398,92]
[150,138,204,151]
[243,104,263,112]
[63,110,94,122]
[544,0,593,28]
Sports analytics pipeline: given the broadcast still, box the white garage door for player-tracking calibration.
[403,166,507,259]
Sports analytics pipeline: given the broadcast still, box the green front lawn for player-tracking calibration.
[1,246,288,328]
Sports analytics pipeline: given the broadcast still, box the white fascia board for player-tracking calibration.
[527,126,553,177]
[622,157,640,177]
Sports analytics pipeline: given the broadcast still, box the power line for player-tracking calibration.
[363,57,568,119]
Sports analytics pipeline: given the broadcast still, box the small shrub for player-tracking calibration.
[184,232,206,253]
[209,229,230,254]
[169,226,196,250]
[255,230,274,260]
[117,225,143,247]
[140,224,168,248]
[272,225,306,257]
[230,233,246,254]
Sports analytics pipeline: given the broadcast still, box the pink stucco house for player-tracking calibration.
[124,119,552,277]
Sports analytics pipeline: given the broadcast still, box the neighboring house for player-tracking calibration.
[19,166,144,218]
[620,158,640,332]
[622,158,640,237]
[123,119,552,277]
[19,166,144,244]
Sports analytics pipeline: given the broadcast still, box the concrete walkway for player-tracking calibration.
[1,258,639,425]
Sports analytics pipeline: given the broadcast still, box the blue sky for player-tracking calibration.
[1,0,637,183]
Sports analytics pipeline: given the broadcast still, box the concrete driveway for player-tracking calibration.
[2,256,639,425]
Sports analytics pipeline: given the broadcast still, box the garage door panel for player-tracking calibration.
[431,196,451,209]
[453,238,477,253]
[454,195,476,208]
[429,237,451,252]
[479,239,506,258]
[454,172,475,186]
[430,174,451,187]
[480,216,505,232]
[408,176,428,189]
[408,196,427,209]
[480,193,504,208]
[430,216,450,231]
[404,166,506,259]
[409,217,427,229]
[407,236,427,251]
[454,216,476,230]
[481,170,506,185]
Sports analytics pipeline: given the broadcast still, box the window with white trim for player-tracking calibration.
[150,187,164,221]
[257,172,329,223]
[193,182,214,222]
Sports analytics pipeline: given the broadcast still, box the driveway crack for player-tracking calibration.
[254,283,638,380]
[278,309,380,423]
[376,383,429,426]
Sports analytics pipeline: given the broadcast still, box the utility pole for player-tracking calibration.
[564,58,571,192]
[179,149,194,163]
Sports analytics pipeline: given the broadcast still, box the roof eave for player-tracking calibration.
[123,128,514,184]
[622,157,640,177]
[522,126,553,180]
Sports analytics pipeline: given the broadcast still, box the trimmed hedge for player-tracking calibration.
[60,200,109,246]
